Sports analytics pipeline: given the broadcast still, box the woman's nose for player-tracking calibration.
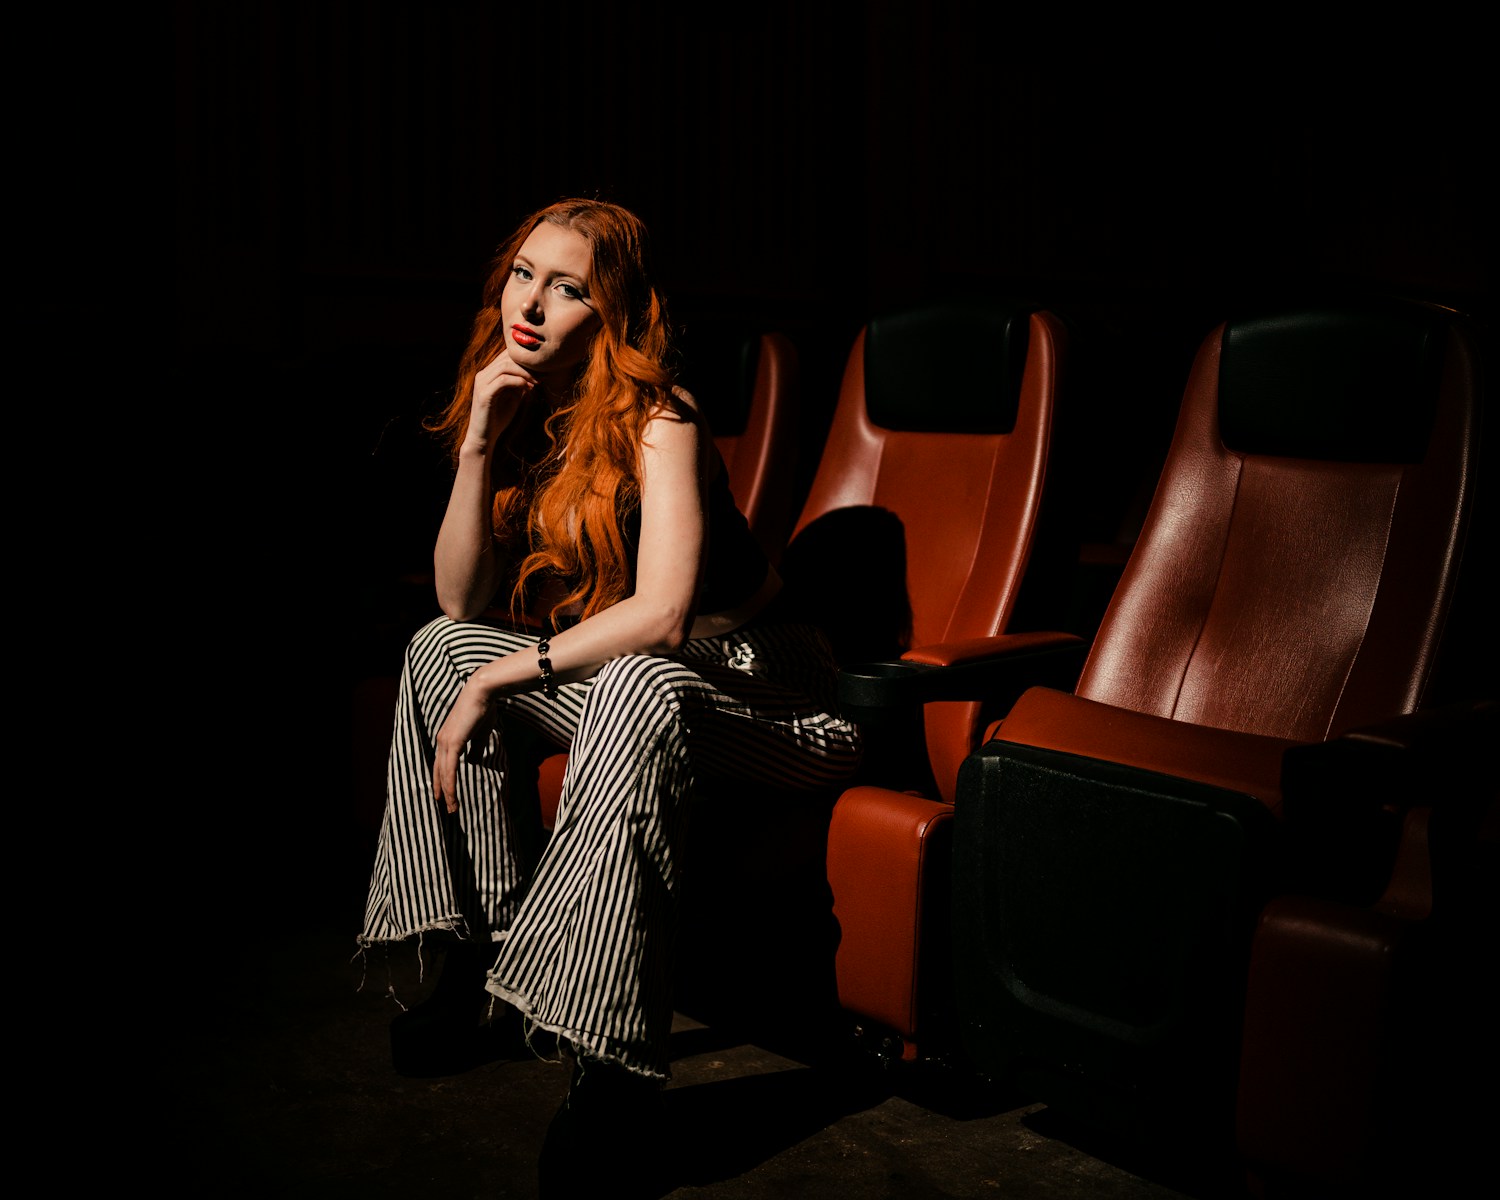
[521,284,545,321]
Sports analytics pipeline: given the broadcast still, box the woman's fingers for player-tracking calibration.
[432,683,492,814]
[432,738,461,813]
[476,349,539,400]
[470,351,540,440]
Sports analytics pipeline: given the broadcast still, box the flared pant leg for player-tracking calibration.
[485,622,862,1079]
[358,617,587,948]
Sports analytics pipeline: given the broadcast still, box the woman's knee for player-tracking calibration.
[590,654,699,715]
[405,617,532,676]
[404,615,448,656]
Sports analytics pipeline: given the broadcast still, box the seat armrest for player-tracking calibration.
[1283,698,1496,816]
[837,631,1087,725]
[1281,698,1498,903]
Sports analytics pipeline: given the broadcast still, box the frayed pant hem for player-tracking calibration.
[356,915,474,949]
[354,918,492,1003]
[484,979,668,1083]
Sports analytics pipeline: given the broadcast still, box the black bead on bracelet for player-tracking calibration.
[537,639,559,699]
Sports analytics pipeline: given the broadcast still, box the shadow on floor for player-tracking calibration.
[163,894,1250,1199]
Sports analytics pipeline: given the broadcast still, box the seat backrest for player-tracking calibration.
[676,324,801,564]
[783,303,1066,801]
[1075,298,1483,743]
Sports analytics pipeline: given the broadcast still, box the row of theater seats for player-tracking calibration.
[674,295,1490,1198]
[818,297,1493,1199]
[364,293,1493,1199]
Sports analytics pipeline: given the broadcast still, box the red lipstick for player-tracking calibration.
[511,324,543,348]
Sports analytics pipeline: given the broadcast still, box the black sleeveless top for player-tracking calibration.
[534,449,770,635]
[622,452,769,616]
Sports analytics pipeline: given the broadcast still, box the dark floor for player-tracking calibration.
[170,870,1260,1200]
[157,624,1472,1200]
[160,647,1254,1199]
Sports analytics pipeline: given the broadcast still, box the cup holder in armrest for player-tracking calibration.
[838,660,934,720]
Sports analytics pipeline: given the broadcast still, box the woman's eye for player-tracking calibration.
[512,266,533,281]
[557,283,584,300]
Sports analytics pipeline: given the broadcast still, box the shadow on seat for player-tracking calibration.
[946,295,1493,1195]
[752,302,1083,1066]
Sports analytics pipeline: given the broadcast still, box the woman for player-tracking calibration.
[356,198,861,1187]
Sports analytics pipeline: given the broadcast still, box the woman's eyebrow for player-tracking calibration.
[515,254,588,287]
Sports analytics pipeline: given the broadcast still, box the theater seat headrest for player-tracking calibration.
[1218,300,1447,463]
[676,325,762,438]
[864,304,1035,433]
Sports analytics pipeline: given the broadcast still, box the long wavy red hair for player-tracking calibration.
[426,199,692,625]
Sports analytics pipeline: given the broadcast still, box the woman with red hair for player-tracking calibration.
[357,198,860,1190]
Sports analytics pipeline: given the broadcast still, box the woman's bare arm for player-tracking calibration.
[433,351,541,620]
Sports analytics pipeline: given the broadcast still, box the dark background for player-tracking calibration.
[163,4,1490,932]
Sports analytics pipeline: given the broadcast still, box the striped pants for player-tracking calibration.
[359,611,861,1078]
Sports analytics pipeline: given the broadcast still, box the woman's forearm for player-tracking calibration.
[435,351,543,620]
[434,444,508,621]
[466,592,693,700]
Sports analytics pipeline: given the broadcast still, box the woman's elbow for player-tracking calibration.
[639,605,692,656]
[436,591,486,624]
[652,629,689,656]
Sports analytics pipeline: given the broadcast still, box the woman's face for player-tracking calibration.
[501,221,603,387]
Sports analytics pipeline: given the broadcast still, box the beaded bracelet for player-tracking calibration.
[537,639,559,699]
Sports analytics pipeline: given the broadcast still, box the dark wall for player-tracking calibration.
[168,3,1490,921]
[175,5,1490,352]
[175,7,1489,583]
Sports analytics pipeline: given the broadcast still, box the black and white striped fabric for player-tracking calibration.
[359,612,861,1078]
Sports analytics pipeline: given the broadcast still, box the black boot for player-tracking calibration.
[388,941,539,1077]
[537,1051,668,1199]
